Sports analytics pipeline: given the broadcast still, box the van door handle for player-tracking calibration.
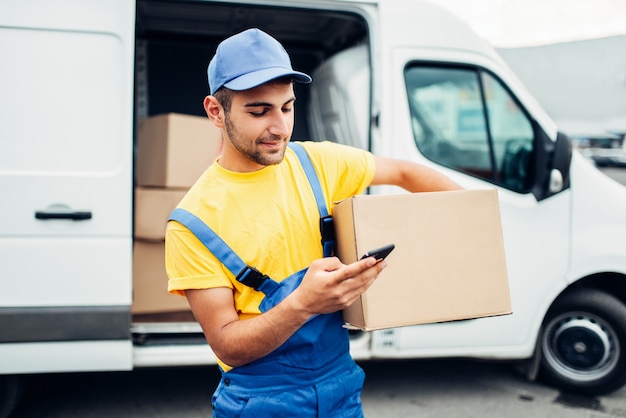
[35,211,92,221]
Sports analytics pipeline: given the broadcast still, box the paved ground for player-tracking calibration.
[10,359,626,417]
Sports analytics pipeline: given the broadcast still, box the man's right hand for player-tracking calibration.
[288,256,387,317]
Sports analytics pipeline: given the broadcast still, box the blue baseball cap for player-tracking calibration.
[208,28,312,95]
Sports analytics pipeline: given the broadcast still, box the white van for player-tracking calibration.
[2,0,626,414]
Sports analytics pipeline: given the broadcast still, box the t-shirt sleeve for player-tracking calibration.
[301,141,376,204]
[165,221,233,295]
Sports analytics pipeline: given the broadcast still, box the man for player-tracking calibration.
[165,28,461,417]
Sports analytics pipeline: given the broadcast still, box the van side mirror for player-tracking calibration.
[532,124,572,200]
[549,169,564,193]
[548,132,572,195]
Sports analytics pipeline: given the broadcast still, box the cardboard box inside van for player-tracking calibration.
[133,112,222,313]
[132,240,191,314]
[136,113,222,188]
[134,187,188,241]
[334,189,512,331]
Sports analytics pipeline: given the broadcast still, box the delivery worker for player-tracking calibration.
[165,28,461,417]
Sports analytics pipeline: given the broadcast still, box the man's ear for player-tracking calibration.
[204,95,225,128]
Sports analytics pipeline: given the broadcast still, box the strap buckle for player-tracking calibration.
[236,266,269,291]
[320,215,336,257]
[320,215,335,243]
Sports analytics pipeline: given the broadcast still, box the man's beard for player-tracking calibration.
[225,115,287,166]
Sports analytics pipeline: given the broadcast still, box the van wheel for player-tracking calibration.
[0,375,23,418]
[539,288,626,395]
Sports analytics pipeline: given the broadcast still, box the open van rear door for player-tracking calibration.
[0,0,135,373]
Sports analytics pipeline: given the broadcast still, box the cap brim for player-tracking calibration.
[224,67,312,91]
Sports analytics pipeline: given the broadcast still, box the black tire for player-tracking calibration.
[0,375,23,418]
[539,288,626,395]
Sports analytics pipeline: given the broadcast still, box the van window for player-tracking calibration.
[404,65,534,192]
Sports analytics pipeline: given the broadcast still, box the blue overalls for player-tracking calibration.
[169,142,365,417]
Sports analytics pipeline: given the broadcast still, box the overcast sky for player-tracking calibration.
[435,0,626,47]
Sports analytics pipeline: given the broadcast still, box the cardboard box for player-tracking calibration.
[134,187,187,241]
[334,189,511,331]
[136,113,222,188]
[132,241,191,314]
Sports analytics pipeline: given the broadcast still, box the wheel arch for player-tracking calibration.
[559,272,626,307]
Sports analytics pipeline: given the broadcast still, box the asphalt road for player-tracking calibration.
[10,359,626,417]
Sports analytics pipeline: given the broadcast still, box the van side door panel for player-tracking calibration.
[371,47,572,358]
[0,0,135,371]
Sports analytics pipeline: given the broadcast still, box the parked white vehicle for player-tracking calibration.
[2,0,626,415]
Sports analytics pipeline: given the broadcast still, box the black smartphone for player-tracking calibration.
[360,243,395,261]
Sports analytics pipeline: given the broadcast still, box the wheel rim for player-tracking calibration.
[542,312,620,383]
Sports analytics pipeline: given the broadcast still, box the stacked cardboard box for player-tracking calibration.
[133,113,222,314]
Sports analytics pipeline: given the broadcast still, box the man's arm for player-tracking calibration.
[187,256,385,368]
[371,155,462,192]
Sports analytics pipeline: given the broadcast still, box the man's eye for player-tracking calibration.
[282,107,293,113]
[249,110,267,116]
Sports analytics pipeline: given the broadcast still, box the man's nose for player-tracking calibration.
[268,112,291,137]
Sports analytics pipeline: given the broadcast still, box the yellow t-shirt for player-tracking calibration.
[165,141,375,320]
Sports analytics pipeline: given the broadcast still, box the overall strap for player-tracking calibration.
[169,208,279,294]
[288,142,335,257]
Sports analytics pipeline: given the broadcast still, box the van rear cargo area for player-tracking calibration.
[131,1,371,324]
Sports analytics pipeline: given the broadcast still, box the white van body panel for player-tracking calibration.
[569,153,626,280]
[0,341,132,374]
[0,0,135,371]
[2,238,131,307]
